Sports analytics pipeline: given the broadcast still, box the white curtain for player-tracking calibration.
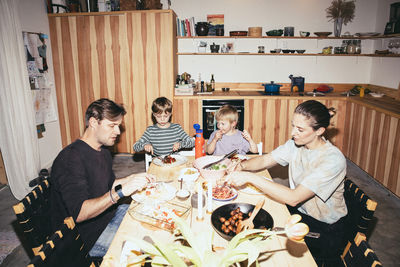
[0,0,40,199]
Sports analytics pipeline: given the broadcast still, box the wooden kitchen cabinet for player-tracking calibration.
[48,10,177,153]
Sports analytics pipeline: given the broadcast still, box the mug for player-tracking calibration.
[258,46,265,53]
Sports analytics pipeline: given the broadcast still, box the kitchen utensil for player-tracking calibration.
[289,74,305,92]
[266,29,283,36]
[284,26,294,36]
[314,31,332,37]
[229,31,248,36]
[237,198,265,232]
[202,149,238,170]
[299,31,310,37]
[211,202,274,240]
[262,81,282,95]
[248,27,262,37]
[272,227,320,238]
[195,22,210,36]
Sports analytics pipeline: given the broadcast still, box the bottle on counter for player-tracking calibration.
[200,81,205,92]
[193,124,205,159]
[211,74,215,91]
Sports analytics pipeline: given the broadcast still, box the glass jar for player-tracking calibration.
[347,40,356,54]
[341,40,348,53]
[355,40,362,54]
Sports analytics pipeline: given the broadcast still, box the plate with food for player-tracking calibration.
[131,182,176,203]
[128,201,191,232]
[239,176,272,195]
[211,202,274,240]
[230,154,249,163]
[212,184,238,201]
[152,154,188,167]
[179,167,200,182]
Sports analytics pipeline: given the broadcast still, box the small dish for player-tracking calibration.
[296,49,306,54]
[176,189,190,200]
[289,50,296,53]
[299,31,310,37]
[230,31,248,37]
[222,87,230,92]
[369,92,384,98]
[270,50,277,53]
[314,31,332,37]
[282,49,291,53]
[274,48,281,53]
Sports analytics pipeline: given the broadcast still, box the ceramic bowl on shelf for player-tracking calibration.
[314,32,332,37]
[299,31,310,37]
[282,49,291,53]
[266,29,283,36]
[296,49,306,54]
[229,31,248,37]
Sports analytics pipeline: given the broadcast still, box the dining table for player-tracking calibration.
[101,155,317,267]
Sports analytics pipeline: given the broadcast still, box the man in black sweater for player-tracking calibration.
[50,98,153,256]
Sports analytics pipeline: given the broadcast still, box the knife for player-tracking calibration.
[203,149,238,170]
[272,227,320,238]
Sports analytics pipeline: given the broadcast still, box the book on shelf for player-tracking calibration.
[176,16,196,37]
[207,14,224,36]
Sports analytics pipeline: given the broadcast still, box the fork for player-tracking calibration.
[237,198,265,233]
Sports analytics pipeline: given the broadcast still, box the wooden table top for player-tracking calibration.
[101,156,317,267]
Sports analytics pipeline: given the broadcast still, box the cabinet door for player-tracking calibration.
[49,11,176,153]
[244,99,346,153]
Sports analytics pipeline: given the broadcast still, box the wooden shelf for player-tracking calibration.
[177,52,400,57]
[177,34,400,40]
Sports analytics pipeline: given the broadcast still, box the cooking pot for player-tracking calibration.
[262,81,282,95]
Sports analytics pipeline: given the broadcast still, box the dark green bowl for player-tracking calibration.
[266,29,283,36]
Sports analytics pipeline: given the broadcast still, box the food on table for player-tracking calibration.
[135,203,184,230]
[162,155,176,164]
[184,168,197,175]
[136,183,172,200]
[212,185,236,200]
[218,207,267,235]
[209,163,227,170]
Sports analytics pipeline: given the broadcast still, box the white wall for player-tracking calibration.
[168,0,400,89]
[17,0,62,168]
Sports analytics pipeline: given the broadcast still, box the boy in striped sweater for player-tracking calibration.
[133,97,194,156]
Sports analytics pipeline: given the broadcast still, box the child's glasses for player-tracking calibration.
[153,112,171,119]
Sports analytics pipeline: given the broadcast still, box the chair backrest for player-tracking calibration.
[344,179,377,242]
[13,179,52,255]
[27,217,95,267]
[257,142,263,155]
[341,232,382,267]
[145,153,152,172]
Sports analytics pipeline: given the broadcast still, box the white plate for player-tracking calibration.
[120,240,140,267]
[369,92,384,98]
[152,154,188,167]
[131,182,176,203]
[355,32,380,37]
[239,176,272,195]
[213,187,238,201]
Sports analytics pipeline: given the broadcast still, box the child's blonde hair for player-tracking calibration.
[215,105,238,123]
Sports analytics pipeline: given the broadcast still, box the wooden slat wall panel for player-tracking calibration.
[343,103,400,196]
[48,11,176,153]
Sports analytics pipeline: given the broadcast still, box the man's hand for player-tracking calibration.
[172,142,180,151]
[144,144,154,155]
[122,173,155,196]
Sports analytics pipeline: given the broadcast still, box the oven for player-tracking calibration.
[202,99,245,139]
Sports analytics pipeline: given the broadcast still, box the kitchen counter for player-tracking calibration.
[175,91,400,118]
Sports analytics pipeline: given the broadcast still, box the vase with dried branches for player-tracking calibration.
[326,0,355,37]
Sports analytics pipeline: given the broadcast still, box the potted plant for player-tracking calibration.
[326,0,356,37]
[102,214,309,266]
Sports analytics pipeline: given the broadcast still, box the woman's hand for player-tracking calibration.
[144,144,153,154]
[225,171,251,187]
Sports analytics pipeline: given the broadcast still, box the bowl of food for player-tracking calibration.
[211,203,274,240]
[193,156,231,180]
[179,167,200,182]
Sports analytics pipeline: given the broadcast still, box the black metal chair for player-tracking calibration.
[341,232,382,267]
[343,179,377,243]
[27,217,95,267]
[13,179,52,255]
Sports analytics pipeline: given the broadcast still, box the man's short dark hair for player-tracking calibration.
[85,98,126,127]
